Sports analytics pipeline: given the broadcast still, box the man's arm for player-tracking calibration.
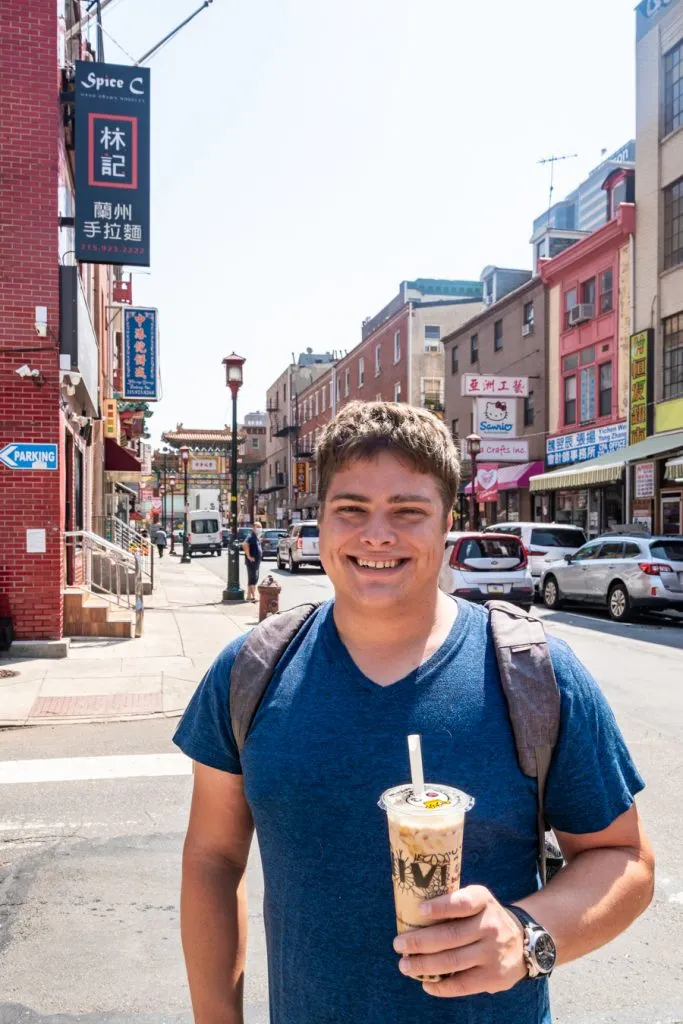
[393,803,654,997]
[181,763,254,1023]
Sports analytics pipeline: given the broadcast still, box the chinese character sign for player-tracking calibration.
[545,422,628,467]
[461,374,529,398]
[75,62,150,265]
[123,308,158,399]
[629,330,653,445]
[295,462,309,494]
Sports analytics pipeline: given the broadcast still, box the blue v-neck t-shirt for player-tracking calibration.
[173,599,644,1024]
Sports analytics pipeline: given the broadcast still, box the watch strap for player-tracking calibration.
[505,904,540,931]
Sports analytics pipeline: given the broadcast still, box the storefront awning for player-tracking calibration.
[104,438,141,473]
[665,457,683,481]
[530,429,683,493]
[465,461,544,495]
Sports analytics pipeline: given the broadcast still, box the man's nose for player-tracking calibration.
[360,512,397,547]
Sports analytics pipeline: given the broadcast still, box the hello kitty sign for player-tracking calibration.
[476,397,518,438]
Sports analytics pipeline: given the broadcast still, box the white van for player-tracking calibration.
[187,510,222,557]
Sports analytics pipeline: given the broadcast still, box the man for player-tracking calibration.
[174,402,653,1024]
[242,522,263,603]
[154,526,167,559]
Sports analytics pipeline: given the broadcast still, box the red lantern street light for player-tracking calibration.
[179,445,191,563]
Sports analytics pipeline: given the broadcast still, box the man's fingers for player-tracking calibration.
[398,939,486,981]
[393,916,482,956]
[422,965,501,998]
[420,884,492,921]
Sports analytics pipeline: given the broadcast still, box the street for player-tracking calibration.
[1,564,682,1023]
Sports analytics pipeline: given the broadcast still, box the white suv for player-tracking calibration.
[277,521,321,572]
[483,522,586,592]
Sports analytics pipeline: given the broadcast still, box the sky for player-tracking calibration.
[96,0,638,443]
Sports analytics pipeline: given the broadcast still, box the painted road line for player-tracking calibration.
[0,752,193,785]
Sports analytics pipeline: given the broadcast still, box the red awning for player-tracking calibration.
[465,461,544,495]
[104,438,141,473]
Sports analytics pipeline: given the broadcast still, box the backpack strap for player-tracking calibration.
[485,600,561,884]
[229,603,321,755]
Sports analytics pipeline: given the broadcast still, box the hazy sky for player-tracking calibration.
[98,0,637,442]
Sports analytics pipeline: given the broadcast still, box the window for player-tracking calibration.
[451,344,459,374]
[322,385,327,412]
[664,178,683,271]
[663,312,683,400]
[394,330,401,363]
[315,391,319,416]
[344,368,350,397]
[564,375,577,425]
[579,365,596,422]
[574,542,601,561]
[451,418,459,441]
[375,344,382,375]
[530,527,586,548]
[562,352,579,372]
[523,390,535,427]
[664,40,683,135]
[375,392,382,401]
[597,542,624,559]
[470,333,478,363]
[336,375,341,402]
[283,382,287,402]
[394,382,402,402]
[579,345,595,366]
[421,377,444,413]
[599,362,612,417]
[523,301,534,326]
[581,277,596,306]
[599,269,613,314]
[251,436,260,449]
[494,320,503,351]
[623,542,644,559]
[564,287,577,327]
[424,325,441,351]
[358,357,365,387]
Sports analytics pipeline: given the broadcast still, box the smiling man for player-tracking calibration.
[173,401,653,1024]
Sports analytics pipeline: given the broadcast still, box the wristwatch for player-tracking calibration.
[505,905,557,978]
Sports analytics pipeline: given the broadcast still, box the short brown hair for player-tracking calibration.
[316,401,460,515]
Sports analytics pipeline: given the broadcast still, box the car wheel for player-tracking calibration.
[276,553,284,570]
[543,576,562,610]
[288,553,299,574]
[608,583,631,622]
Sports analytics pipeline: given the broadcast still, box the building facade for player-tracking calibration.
[634,0,683,534]
[443,277,548,525]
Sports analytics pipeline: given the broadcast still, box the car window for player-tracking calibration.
[300,525,319,537]
[530,527,586,548]
[623,542,643,558]
[597,541,624,559]
[457,536,524,563]
[650,540,683,561]
[574,542,602,561]
[192,519,219,534]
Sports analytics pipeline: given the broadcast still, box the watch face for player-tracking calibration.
[533,931,557,974]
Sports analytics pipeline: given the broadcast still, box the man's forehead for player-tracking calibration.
[327,457,438,502]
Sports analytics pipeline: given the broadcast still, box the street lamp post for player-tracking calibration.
[223,353,246,603]
[168,473,177,554]
[466,433,482,531]
[180,445,191,564]
[159,484,166,533]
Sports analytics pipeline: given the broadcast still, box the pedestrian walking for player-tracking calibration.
[174,401,653,1024]
[242,522,263,602]
[155,527,167,559]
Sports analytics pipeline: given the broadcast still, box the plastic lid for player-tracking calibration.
[379,783,474,815]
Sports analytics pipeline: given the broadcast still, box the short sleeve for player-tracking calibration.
[172,634,249,775]
[544,638,645,835]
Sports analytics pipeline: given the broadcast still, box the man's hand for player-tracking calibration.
[393,885,526,998]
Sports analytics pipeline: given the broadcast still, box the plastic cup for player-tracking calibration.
[379,783,474,982]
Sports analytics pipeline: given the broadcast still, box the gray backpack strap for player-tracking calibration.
[229,603,321,755]
[486,600,561,884]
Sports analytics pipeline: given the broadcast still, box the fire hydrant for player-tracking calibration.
[258,574,281,622]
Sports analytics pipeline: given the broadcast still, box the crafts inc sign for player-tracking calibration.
[476,397,517,438]
[123,307,158,400]
[75,62,151,265]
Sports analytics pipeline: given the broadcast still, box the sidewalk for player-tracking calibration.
[0,556,257,728]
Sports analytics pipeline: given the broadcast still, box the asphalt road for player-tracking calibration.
[1,568,682,1023]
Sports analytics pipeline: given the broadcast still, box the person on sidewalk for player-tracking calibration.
[242,522,263,603]
[173,402,654,1024]
[155,527,167,559]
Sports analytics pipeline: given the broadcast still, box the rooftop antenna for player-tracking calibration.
[537,153,578,228]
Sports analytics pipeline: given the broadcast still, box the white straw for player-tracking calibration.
[407,734,425,799]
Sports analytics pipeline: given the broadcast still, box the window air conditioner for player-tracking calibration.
[568,304,594,326]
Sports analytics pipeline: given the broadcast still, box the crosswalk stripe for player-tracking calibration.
[0,752,193,785]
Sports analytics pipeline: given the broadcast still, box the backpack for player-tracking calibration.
[229,600,564,884]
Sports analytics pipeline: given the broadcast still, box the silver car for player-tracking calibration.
[440,531,534,609]
[540,534,683,621]
[276,521,321,572]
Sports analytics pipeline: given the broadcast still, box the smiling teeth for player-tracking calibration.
[357,559,400,569]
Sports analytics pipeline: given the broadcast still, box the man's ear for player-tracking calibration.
[446,509,453,533]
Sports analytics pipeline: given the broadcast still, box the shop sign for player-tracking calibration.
[475,465,498,502]
[74,62,151,265]
[462,374,529,398]
[546,422,628,467]
[637,0,675,42]
[276,506,284,519]
[295,461,309,493]
[634,462,655,499]
[123,307,158,399]
[629,329,654,445]
[191,457,218,472]
[478,439,529,462]
[103,398,119,442]
[631,502,653,534]
[475,397,518,438]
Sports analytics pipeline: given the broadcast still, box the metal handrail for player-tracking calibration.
[91,516,154,589]
[64,531,143,634]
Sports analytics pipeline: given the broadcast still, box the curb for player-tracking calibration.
[0,708,186,730]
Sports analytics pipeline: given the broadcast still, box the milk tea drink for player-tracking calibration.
[380,784,474,983]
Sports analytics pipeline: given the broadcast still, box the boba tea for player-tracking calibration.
[379,735,474,983]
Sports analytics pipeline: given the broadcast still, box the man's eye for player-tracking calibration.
[338,505,365,514]
[398,508,426,517]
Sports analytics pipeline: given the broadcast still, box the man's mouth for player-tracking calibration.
[348,557,407,571]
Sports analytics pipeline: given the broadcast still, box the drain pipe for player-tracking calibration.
[625,231,635,525]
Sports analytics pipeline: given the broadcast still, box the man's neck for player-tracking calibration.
[333,587,455,653]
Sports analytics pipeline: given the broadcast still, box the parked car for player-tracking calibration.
[222,528,230,548]
[439,532,534,609]
[277,521,321,572]
[261,528,286,559]
[540,533,683,621]
[484,522,586,592]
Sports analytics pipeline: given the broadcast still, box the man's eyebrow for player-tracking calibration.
[327,491,433,504]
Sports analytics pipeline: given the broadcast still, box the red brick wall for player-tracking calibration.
[337,308,410,407]
[0,2,64,640]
